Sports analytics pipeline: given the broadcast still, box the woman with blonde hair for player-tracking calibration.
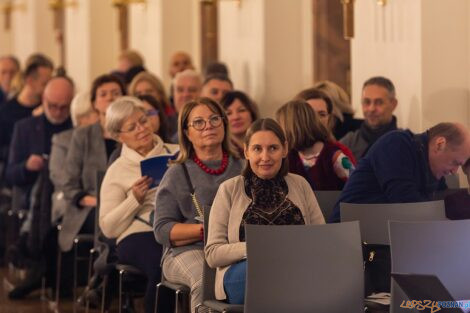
[276,100,354,191]
[154,97,243,313]
[313,80,362,140]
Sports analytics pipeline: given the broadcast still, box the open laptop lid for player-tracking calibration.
[392,273,464,313]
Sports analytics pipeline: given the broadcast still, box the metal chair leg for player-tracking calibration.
[175,289,182,313]
[85,248,95,313]
[118,270,123,313]
[154,283,161,313]
[54,247,62,306]
[101,275,107,313]
[73,241,78,313]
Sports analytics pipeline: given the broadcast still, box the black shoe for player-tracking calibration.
[8,277,41,299]
[8,264,44,299]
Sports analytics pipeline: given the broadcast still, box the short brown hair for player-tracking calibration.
[173,97,236,164]
[90,74,126,104]
[242,118,289,178]
[275,100,329,151]
[428,122,466,148]
[295,87,333,114]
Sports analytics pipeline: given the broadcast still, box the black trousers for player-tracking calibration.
[117,231,163,313]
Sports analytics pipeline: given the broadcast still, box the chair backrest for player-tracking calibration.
[244,222,364,313]
[389,220,470,313]
[313,190,342,221]
[340,201,446,245]
[201,205,216,301]
[94,170,106,246]
[445,173,460,189]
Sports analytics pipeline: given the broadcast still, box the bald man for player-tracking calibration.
[330,123,470,222]
[6,76,74,299]
[6,76,74,212]
[169,51,194,78]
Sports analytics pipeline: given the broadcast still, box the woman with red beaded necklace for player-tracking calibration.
[154,97,243,313]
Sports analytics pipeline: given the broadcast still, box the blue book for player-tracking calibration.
[140,153,177,188]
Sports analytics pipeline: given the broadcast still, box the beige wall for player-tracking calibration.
[66,0,120,92]
[0,6,14,56]
[129,0,200,88]
[219,0,313,118]
[352,0,469,133]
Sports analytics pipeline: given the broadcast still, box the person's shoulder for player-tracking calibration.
[285,173,309,189]
[53,128,74,144]
[220,175,244,189]
[378,129,414,146]
[163,143,179,154]
[340,129,360,143]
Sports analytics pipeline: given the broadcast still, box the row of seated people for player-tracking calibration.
[2,51,468,313]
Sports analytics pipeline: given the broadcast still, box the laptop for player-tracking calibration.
[392,273,467,313]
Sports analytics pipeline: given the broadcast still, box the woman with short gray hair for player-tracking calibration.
[100,96,179,313]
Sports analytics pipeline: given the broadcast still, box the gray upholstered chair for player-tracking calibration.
[244,222,364,313]
[389,220,470,313]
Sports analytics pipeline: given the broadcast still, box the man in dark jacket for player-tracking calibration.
[6,76,74,299]
[340,76,398,161]
[330,122,470,222]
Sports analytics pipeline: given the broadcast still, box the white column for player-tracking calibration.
[219,0,313,118]
[351,0,469,132]
[129,0,200,88]
[65,0,120,92]
[9,0,59,65]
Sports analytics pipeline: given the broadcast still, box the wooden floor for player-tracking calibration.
[1,266,82,313]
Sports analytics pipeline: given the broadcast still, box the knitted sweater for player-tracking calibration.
[153,156,243,258]
[99,135,179,243]
[205,173,325,300]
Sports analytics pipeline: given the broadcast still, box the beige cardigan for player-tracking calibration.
[205,173,325,300]
[100,135,179,243]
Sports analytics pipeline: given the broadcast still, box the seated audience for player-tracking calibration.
[169,51,194,79]
[128,71,176,135]
[313,80,362,140]
[295,87,334,133]
[170,69,202,142]
[138,94,170,142]
[154,97,243,313]
[60,74,125,253]
[100,97,179,313]
[276,100,354,191]
[0,54,53,167]
[50,91,98,224]
[128,71,174,116]
[6,76,74,299]
[200,74,233,103]
[331,123,470,222]
[116,50,146,86]
[205,118,325,304]
[203,61,229,79]
[220,91,259,157]
[340,76,398,161]
[0,55,20,105]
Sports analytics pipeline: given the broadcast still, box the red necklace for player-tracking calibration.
[193,151,229,175]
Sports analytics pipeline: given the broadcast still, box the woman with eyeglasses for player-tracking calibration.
[61,74,125,253]
[99,97,178,313]
[205,118,325,304]
[154,97,243,313]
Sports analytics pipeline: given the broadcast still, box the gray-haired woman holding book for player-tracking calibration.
[154,97,243,313]
[99,96,178,313]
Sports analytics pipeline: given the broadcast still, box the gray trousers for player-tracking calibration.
[162,249,208,313]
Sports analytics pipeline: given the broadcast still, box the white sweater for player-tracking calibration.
[99,135,179,243]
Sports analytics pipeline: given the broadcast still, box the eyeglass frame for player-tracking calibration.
[118,114,151,133]
[187,115,224,131]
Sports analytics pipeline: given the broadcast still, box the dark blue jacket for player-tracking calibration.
[6,114,72,210]
[330,130,444,222]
